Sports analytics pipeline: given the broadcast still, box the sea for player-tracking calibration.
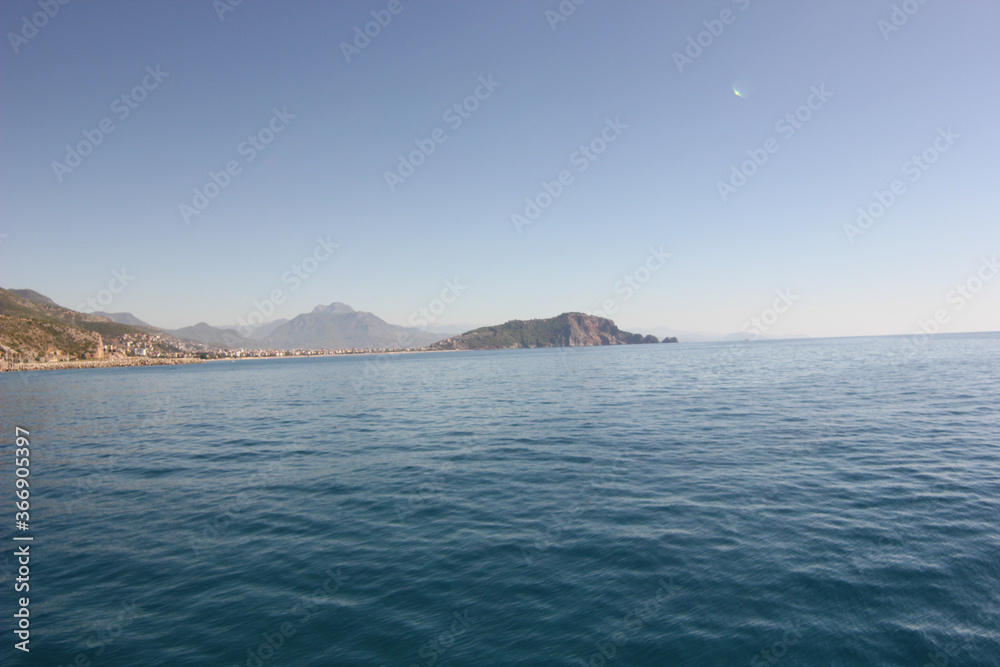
[1,333,998,666]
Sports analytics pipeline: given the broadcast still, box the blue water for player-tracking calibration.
[2,334,998,666]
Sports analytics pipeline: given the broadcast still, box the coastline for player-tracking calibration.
[209,348,439,363]
[0,357,206,373]
[0,344,666,372]
[0,349,436,372]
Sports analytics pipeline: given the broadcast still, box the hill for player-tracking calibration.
[0,313,105,361]
[428,312,669,350]
[10,289,60,307]
[0,288,185,362]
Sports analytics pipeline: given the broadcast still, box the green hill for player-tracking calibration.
[429,312,666,350]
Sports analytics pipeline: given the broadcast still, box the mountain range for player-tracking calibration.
[2,290,448,358]
[2,288,688,363]
[173,303,445,349]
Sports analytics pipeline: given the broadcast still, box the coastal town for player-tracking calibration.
[0,337,428,372]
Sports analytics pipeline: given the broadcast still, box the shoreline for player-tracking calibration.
[0,343,688,372]
[0,349,436,372]
[0,357,206,373]
[204,348,442,365]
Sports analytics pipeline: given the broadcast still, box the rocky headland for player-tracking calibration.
[429,312,676,350]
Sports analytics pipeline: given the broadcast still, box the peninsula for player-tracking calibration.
[429,312,677,350]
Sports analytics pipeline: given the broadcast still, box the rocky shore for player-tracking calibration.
[0,357,206,372]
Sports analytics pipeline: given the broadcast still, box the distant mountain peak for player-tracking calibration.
[311,302,355,315]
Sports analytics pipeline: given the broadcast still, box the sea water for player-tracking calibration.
[1,334,998,665]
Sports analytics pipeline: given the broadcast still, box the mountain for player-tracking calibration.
[166,322,250,349]
[428,312,670,350]
[263,302,445,349]
[210,318,289,340]
[0,288,185,361]
[242,318,289,340]
[95,311,155,328]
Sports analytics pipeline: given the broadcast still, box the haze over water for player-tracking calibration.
[2,334,998,665]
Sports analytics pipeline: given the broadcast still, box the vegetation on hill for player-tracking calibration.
[429,312,669,350]
[0,314,103,361]
[0,288,183,362]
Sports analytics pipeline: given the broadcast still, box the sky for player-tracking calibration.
[2,0,998,339]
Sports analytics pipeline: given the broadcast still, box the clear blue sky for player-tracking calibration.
[2,0,998,338]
